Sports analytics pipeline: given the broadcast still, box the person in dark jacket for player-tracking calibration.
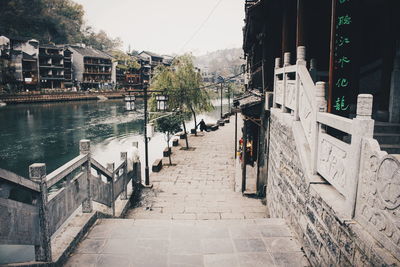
[197,119,207,132]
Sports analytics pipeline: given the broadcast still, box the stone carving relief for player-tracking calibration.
[285,80,296,110]
[356,138,400,260]
[317,134,348,196]
[275,80,283,105]
[298,83,312,146]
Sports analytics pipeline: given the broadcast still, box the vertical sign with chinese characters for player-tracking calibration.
[330,0,356,117]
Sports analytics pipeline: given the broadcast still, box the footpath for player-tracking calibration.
[65,116,309,267]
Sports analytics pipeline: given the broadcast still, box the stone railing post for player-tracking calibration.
[29,163,52,262]
[311,82,327,174]
[310,58,317,82]
[349,94,374,218]
[132,141,140,186]
[80,139,92,213]
[120,152,128,200]
[295,46,306,121]
[282,52,291,113]
[107,162,115,217]
[273,57,281,108]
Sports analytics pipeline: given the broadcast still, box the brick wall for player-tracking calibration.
[266,110,399,266]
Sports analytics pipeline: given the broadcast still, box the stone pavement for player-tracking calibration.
[65,218,309,267]
[127,117,267,220]
[65,116,309,266]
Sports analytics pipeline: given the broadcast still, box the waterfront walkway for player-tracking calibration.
[65,116,309,267]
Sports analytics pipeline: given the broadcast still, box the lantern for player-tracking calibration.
[125,95,135,111]
[156,95,169,112]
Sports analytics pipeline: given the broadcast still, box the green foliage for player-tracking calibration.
[82,29,122,52]
[149,54,213,123]
[112,50,140,70]
[155,115,182,136]
[0,0,121,51]
[170,54,213,113]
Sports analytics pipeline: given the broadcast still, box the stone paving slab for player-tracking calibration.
[126,117,268,220]
[65,218,309,267]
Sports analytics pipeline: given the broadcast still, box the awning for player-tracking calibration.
[233,91,263,117]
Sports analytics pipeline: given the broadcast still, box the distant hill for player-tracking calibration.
[195,48,245,78]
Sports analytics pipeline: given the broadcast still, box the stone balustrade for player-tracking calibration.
[0,140,139,262]
[269,46,400,265]
[272,46,379,219]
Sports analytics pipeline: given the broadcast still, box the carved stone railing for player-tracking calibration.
[272,46,375,219]
[356,138,400,260]
[0,140,138,262]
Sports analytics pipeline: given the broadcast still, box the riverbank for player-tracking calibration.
[0,91,124,104]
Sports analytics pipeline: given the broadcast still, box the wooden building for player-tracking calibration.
[0,36,40,91]
[240,0,400,194]
[243,0,400,121]
[115,54,142,89]
[68,45,116,90]
[39,44,73,89]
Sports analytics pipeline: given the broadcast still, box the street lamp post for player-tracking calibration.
[220,82,223,118]
[228,85,231,114]
[129,66,168,187]
[139,64,152,187]
[143,81,150,186]
[217,76,224,119]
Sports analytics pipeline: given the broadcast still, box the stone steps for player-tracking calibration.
[379,144,400,155]
[374,122,400,154]
[373,133,400,144]
[374,121,400,133]
[65,218,310,267]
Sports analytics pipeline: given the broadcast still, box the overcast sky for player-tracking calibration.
[73,0,245,56]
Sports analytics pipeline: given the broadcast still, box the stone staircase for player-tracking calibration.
[374,121,400,154]
[65,218,309,267]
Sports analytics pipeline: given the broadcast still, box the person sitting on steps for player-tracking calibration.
[196,119,207,132]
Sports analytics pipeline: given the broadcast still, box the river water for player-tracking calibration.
[0,98,229,264]
[0,99,227,178]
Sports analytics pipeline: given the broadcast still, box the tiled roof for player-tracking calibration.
[69,46,113,59]
[40,44,63,50]
[140,50,163,58]
[234,90,262,109]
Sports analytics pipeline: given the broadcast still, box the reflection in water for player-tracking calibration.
[0,99,227,178]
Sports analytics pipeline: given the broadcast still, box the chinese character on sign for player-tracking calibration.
[334,96,349,111]
[338,15,352,27]
[338,56,351,68]
[336,78,349,87]
[339,0,349,4]
[337,36,350,47]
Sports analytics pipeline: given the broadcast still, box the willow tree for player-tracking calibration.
[150,55,212,148]
[169,55,212,136]
[149,64,189,149]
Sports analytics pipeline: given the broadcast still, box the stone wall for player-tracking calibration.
[266,109,400,266]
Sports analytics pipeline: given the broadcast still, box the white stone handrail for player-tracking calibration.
[297,65,315,110]
[316,112,353,133]
[272,46,376,219]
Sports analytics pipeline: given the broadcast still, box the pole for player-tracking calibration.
[220,82,223,118]
[328,0,337,113]
[241,121,247,193]
[235,111,238,158]
[143,83,150,186]
[228,85,231,113]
